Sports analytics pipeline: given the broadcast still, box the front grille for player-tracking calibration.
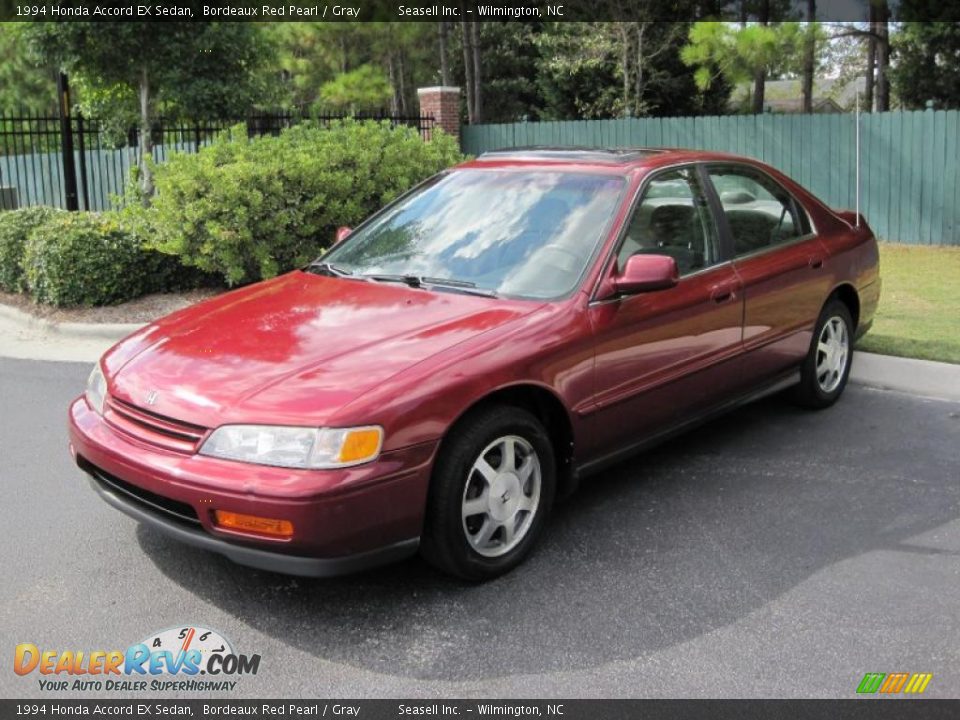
[79,456,200,527]
[104,396,208,453]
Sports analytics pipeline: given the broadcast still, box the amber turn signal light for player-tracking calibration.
[214,510,294,538]
[337,428,383,464]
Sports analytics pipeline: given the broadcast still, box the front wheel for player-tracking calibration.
[421,405,556,581]
[794,299,854,409]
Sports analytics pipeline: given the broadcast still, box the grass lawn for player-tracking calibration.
[857,243,960,365]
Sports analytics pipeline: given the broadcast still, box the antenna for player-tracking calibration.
[855,93,861,228]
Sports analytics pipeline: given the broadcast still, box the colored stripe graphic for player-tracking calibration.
[904,674,933,694]
[857,673,886,694]
[880,672,910,693]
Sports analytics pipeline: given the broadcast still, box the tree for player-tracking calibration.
[864,21,876,111]
[445,21,543,123]
[271,23,434,116]
[317,64,393,113]
[460,20,484,123]
[801,0,817,113]
[0,25,57,113]
[536,24,623,119]
[828,12,892,112]
[600,21,691,117]
[753,0,771,114]
[890,7,960,109]
[681,21,805,114]
[535,19,728,120]
[819,29,869,109]
[270,23,349,109]
[872,1,891,111]
[438,22,452,86]
[25,22,275,200]
[375,23,432,115]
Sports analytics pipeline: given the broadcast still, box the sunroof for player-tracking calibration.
[476,147,666,164]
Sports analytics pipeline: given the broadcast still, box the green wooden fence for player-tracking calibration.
[462,110,960,246]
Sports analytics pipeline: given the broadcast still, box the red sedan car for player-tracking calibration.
[69,148,880,581]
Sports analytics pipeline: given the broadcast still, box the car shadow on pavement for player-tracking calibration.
[137,387,960,681]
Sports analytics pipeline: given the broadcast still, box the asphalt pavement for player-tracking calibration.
[1,356,958,699]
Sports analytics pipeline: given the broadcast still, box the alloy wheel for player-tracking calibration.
[816,315,849,393]
[461,435,542,558]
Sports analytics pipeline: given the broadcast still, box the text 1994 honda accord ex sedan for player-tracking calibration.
[69,148,880,581]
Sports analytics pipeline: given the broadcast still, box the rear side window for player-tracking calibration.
[617,168,719,276]
[706,166,811,256]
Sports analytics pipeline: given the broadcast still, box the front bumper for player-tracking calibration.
[86,469,419,576]
[69,396,436,576]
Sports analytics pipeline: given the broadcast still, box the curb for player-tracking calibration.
[0,302,144,342]
[849,351,960,403]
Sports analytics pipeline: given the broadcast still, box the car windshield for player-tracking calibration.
[321,169,625,300]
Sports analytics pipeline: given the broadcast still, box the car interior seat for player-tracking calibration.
[647,204,700,273]
[725,209,777,254]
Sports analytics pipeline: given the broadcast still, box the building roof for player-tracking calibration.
[731,77,866,113]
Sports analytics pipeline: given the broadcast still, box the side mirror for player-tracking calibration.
[334,226,352,245]
[613,254,679,295]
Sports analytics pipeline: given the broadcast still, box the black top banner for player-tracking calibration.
[3,699,960,719]
[0,0,911,23]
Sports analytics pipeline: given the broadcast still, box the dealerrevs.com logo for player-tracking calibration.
[14,626,261,693]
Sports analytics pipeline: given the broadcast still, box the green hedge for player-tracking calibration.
[3,120,462,305]
[22,212,197,307]
[0,207,67,293]
[114,204,218,294]
[148,120,464,286]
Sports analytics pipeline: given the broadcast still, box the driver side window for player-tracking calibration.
[617,168,718,276]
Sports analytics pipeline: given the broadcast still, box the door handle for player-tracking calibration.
[808,256,824,269]
[710,285,735,303]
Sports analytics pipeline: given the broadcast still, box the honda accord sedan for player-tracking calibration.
[69,148,880,581]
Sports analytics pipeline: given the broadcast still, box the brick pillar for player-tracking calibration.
[417,86,461,144]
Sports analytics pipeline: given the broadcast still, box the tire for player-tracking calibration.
[421,405,556,581]
[794,298,854,409]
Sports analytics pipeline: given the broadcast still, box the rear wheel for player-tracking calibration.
[794,299,854,409]
[421,405,555,581]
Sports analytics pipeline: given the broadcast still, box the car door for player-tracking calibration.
[703,164,832,385]
[583,165,744,466]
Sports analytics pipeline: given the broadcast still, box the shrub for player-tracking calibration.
[0,206,67,293]
[114,202,220,293]
[23,212,181,307]
[148,119,465,286]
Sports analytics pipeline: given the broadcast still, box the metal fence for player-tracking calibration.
[0,110,436,212]
[462,110,960,246]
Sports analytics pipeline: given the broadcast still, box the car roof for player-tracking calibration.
[461,146,752,173]
[475,147,665,164]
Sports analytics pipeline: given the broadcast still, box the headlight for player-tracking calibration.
[85,363,107,415]
[199,425,383,469]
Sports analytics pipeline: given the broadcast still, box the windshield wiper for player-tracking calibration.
[422,277,498,297]
[306,261,354,278]
[363,274,498,298]
[363,273,425,288]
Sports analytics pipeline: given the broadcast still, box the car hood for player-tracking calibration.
[102,271,541,428]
